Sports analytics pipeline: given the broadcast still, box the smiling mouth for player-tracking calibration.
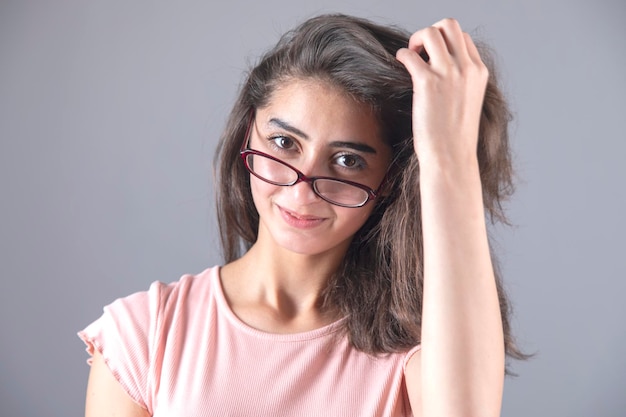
[278,205,326,229]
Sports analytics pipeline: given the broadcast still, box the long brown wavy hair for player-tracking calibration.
[214,13,526,361]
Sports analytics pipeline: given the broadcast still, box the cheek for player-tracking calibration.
[250,176,272,206]
[338,205,375,232]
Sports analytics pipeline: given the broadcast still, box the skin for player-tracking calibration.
[397,18,504,417]
[223,79,391,334]
[85,18,504,417]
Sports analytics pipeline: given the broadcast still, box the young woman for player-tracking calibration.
[79,13,523,417]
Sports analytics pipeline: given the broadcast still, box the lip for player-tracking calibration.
[277,205,326,229]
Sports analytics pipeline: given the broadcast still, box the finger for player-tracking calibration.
[431,18,469,60]
[463,32,484,66]
[407,26,452,65]
[396,47,429,79]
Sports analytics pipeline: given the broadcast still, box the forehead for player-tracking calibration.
[258,78,385,147]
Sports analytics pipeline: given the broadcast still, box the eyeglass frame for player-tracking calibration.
[239,112,387,208]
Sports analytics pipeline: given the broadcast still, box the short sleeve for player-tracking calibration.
[78,281,168,413]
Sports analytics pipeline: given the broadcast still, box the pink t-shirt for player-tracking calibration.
[79,266,418,416]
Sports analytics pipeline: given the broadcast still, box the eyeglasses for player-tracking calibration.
[239,116,384,208]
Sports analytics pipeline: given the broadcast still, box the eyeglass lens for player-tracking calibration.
[245,154,369,207]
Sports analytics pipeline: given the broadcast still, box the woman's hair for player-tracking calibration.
[215,13,526,362]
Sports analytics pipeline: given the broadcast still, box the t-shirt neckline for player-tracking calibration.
[211,266,347,342]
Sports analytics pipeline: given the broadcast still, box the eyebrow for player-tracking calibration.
[267,117,378,154]
[329,141,377,154]
[268,118,309,139]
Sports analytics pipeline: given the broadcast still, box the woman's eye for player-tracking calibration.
[270,136,295,150]
[335,154,365,169]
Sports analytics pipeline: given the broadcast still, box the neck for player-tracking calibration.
[242,242,344,311]
[220,231,350,332]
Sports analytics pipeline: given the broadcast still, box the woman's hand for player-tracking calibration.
[396,18,488,166]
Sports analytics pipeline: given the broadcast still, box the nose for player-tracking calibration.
[285,155,327,204]
[289,176,321,204]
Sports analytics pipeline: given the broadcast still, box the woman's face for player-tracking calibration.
[248,78,391,257]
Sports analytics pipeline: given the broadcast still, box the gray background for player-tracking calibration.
[1,0,624,415]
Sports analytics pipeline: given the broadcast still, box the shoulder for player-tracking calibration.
[78,266,222,413]
[79,265,221,363]
[110,265,220,314]
[142,265,219,312]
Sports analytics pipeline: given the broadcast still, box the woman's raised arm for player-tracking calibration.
[396,18,505,417]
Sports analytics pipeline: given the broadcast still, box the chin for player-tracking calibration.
[271,229,353,259]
